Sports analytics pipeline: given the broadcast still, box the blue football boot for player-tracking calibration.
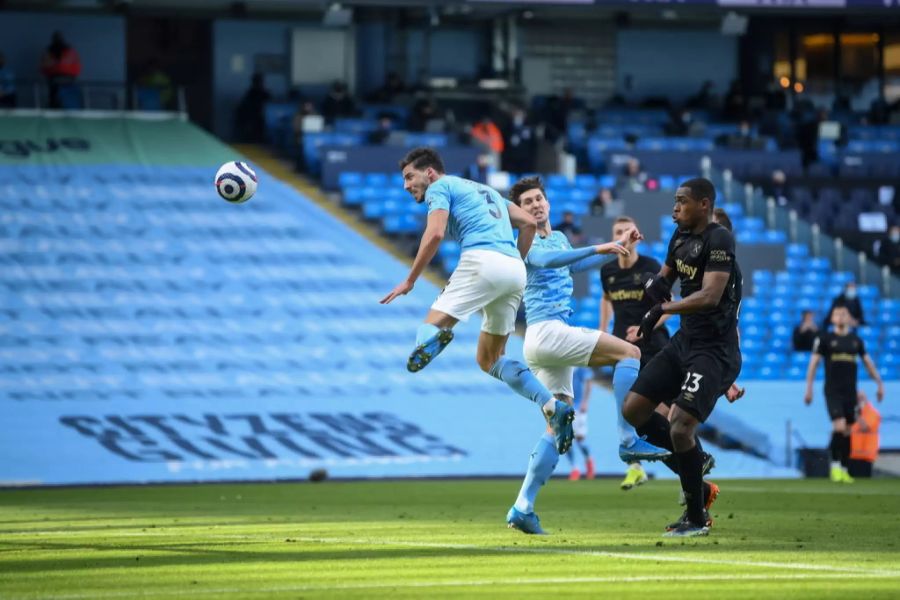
[406,328,454,373]
[618,436,671,463]
[506,506,547,535]
[546,400,575,454]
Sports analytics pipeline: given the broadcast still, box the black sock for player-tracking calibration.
[675,445,705,525]
[830,432,843,463]
[841,435,851,469]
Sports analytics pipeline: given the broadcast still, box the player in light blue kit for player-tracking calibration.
[505,176,670,535]
[381,148,576,453]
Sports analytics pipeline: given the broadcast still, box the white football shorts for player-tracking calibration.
[431,249,526,336]
[523,319,601,398]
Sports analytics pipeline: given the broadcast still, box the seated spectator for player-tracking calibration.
[40,31,81,109]
[368,71,405,103]
[763,169,790,207]
[877,224,900,273]
[555,211,584,245]
[501,106,535,174]
[0,52,16,108]
[591,188,616,216]
[621,157,648,193]
[291,99,320,172]
[321,80,355,124]
[792,310,819,351]
[234,73,271,143]
[367,115,393,145]
[724,120,755,150]
[665,108,690,136]
[409,95,438,132]
[470,115,504,155]
[823,282,865,328]
[137,59,174,109]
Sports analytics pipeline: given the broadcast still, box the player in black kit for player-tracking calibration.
[622,178,742,537]
[804,304,884,483]
[601,216,672,490]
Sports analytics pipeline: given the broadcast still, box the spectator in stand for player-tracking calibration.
[723,79,746,122]
[621,157,648,193]
[369,71,405,103]
[0,52,15,108]
[823,282,866,328]
[792,310,819,351]
[554,211,584,245]
[849,390,881,479]
[591,188,616,216]
[763,169,791,207]
[367,115,393,145]
[234,73,271,143]
[665,107,691,136]
[470,114,504,155]
[409,95,438,132]
[137,59,175,109]
[291,99,320,172]
[724,120,756,150]
[40,31,82,109]
[877,224,900,273]
[321,80,355,124]
[502,106,535,174]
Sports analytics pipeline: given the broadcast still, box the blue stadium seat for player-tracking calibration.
[343,187,365,207]
[807,257,831,271]
[365,173,389,187]
[599,174,616,189]
[339,172,364,188]
[575,174,597,189]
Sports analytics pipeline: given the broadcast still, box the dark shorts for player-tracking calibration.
[630,330,742,423]
[825,393,857,424]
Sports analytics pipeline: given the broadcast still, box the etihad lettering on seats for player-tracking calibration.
[675,258,698,280]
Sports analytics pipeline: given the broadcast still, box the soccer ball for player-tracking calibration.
[215,161,258,203]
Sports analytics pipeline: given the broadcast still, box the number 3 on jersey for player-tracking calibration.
[681,371,703,392]
[479,190,502,219]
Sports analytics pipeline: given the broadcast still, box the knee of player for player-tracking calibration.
[476,354,495,373]
[626,343,641,362]
[669,418,696,444]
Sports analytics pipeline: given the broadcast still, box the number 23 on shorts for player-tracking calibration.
[681,371,703,393]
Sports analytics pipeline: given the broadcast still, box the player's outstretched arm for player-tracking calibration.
[380,209,448,304]
[803,353,821,405]
[660,270,730,315]
[600,293,613,333]
[861,354,885,401]
[507,201,537,259]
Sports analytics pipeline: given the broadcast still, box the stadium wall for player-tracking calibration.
[0,11,126,85]
[616,29,737,103]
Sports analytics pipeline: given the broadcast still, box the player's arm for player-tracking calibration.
[528,243,628,270]
[660,270,730,315]
[600,293,613,333]
[507,201,537,259]
[861,354,885,402]
[380,209,448,304]
[803,352,822,405]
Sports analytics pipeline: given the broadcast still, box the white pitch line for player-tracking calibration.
[7,572,900,600]
[284,535,900,578]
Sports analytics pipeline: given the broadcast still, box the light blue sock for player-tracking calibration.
[415,323,440,347]
[489,356,554,407]
[613,357,641,448]
[514,433,559,513]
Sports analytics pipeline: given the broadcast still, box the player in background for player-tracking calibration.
[381,148,575,454]
[600,216,672,490]
[567,367,595,480]
[623,178,742,537]
[804,304,884,483]
[505,176,670,535]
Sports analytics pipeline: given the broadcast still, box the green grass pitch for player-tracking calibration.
[1,478,899,598]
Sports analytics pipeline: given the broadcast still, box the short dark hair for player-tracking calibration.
[509,176,545,205]
[399,147,445,173]
[713,207,732,231]
[680,177,716,208]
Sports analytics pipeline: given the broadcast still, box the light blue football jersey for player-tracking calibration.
[523,231,575,325]
[424,175,519,259]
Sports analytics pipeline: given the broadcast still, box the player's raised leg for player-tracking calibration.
[585,333,671,462]
[407,309,457,372]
